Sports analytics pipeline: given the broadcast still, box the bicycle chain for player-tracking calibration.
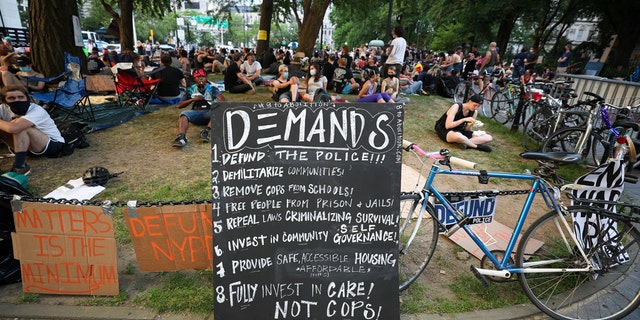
[440,189,530,198]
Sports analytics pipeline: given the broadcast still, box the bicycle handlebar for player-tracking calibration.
[402,140,477,169]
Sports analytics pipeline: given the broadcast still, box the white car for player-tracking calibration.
[105,43,121,53]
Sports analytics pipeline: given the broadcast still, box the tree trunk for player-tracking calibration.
[118,0,135,51]
[29,0,86,77]
[495,12,518,58]
[296,0,331,57]
[256,0,274,59]
[610,29,640,68]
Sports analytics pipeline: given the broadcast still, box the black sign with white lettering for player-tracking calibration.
[211,102,403,320]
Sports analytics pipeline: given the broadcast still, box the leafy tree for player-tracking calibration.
[29,0,86,77]
[430,23,471,52]
[97,0,175,51]
[590,0,640,67]
[81,0,112,31]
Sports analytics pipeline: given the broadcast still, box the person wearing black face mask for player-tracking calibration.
[381,66,410,104]
[172,69,226,148]
[0,85,65,174]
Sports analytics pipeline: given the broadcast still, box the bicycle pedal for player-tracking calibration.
[470,265,490,288]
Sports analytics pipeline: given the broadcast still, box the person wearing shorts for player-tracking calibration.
[172,69,226,148]
[434,94,493,152]
[0,85,65,174]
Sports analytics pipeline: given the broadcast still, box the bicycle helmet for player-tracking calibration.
[82,167,112,186]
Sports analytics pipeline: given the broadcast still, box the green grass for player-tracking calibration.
[400,274,529,314]
[77,292,129,306]
[54,86,594,315]
[132,271,214,314]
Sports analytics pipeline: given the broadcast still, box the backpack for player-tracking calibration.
[57,122,90,157]
[313,88,332,102]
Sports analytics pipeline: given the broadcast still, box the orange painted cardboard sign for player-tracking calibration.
[11,201,118,295]
[124,204,213,271]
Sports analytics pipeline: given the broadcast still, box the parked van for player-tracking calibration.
[82,31,109,51]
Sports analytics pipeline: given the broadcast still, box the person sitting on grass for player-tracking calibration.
[0,85,66,174]
[223,52,255,95]
[301,62,328,102]
[357,69,394,103]
[172,69,226,148]
[271,64,299,102]
[434,94,493,152]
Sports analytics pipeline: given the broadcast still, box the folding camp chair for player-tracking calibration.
[30,53,95,122]
[113,64,160,109]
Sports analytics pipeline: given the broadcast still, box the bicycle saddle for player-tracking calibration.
[613,119,640,131]
[520,151,583,164]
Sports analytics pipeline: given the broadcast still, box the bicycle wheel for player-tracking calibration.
[481,85,496,118]
[491,92,512,124]
[453,82,469,104]
[521,107,555,151]
[541,127,591,159]
[398,192,439,291]
[517,206,640,320]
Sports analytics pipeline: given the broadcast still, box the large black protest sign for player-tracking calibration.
[211,102,403,319]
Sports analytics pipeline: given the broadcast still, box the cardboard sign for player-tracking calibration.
[211,102,404,320]
[124,204,213,271]
[11,201,118,295]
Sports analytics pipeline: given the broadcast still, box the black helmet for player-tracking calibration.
[82,167,112,186]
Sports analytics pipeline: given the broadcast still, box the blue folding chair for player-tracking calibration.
[30,53,95,122]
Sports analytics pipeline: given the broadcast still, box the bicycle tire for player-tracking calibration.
[491,92,512,124]
[541,127,591,159]
[521,107,555,151]
[453,82,469,105]
[481,85,496,118]
[398,193,439,291]
[516,206,640,320]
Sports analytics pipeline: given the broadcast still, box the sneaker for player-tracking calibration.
[173,134,188,147]
[475,145,492,152]
[12,164,31,175]
[418,89,429,96]
[200,128,210,142]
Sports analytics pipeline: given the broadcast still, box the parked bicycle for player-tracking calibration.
[541,92,639,169]
[399,140,640,320]
[453,74,496,117]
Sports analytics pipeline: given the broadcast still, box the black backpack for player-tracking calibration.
[0,175,32,285]
[57,122,90,157]
[313,88,332,102]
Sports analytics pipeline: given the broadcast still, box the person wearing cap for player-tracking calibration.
[172,69,225,147]
[2,37,14,52]
[434,94,493,152]
[15,56,45,92]
[223,52,255,95]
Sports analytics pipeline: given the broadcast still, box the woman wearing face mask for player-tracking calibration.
[301,62,328,102]
[381,66,409,104]
[0,85,66,175]
[271,64,299,102]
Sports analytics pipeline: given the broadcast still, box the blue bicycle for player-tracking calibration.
[399,140,640,320]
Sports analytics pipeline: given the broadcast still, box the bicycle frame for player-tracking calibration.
[409,158,593,278]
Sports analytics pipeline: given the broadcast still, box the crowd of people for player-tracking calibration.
[0,28,578,172]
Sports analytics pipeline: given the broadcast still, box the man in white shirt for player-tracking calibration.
[0,85,65,175]
[383,26,407,76]
[240,52,264,86]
